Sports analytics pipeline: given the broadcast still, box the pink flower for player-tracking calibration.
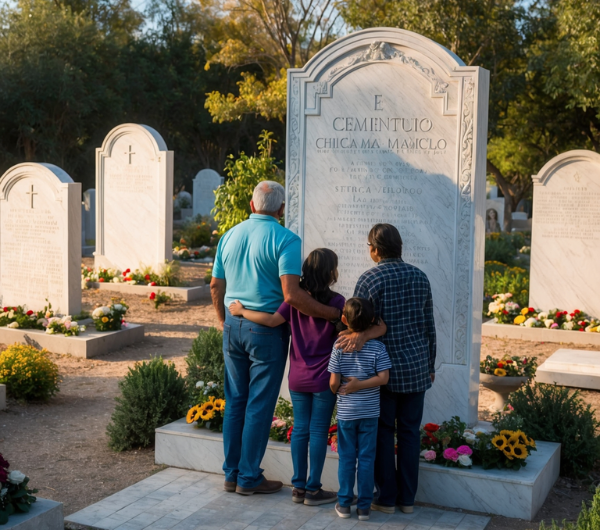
[423,450,436,462]
[443,448,459,462]
[456,445,472,456]
[551,323,559,329]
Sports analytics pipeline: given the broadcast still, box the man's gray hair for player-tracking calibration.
[252,181,285,213]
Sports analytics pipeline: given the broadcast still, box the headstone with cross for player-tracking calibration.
[0,163,81,315]
[95,123,173,271]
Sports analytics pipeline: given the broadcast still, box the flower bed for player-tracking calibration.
[82,262,182,289]
[0,453,37,524]
[487,293,600,333]
[172,245,214,262]
[480,354,537,377]
[0,304,86,336]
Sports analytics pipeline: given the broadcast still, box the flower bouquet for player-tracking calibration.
[420,418,475,468]
[270,397,294,443]
[480,355,537,378]
[186,396,226,432]
[92,301,128,332]
[0,303,85,336]
[487,293,522,324]
[0,453,37,525]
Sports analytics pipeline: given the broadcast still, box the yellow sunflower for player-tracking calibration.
[491,435,507,451]
[213,399,225,412]
[512,431,529,446]
[500,430,514,438]
[512,443,528,459]
[186,406,201,424]
[200,407,215,421]
[494,368,507,376]
[507,434,520,446]
[503,445,515,460]
[514,315,526,325]
[525,436,536,448]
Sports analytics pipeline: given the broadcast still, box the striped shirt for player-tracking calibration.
[328,340,392,421]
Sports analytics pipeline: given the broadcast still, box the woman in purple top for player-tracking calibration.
[229,249,344,506]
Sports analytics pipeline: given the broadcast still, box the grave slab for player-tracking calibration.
[156,418,558,521]
[482,321,600,346]
[0,383,5,410]
[65,468,490,530]
[536,349,600,390]
[87,282,209,302]
[0,323,144,358]
[5,498,63,530]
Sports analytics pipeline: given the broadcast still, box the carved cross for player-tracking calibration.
[125,145,136,164]
[25,184,37,209]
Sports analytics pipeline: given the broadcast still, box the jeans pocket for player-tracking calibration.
[223,323,231,354]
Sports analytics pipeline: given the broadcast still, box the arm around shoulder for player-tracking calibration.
[280,275,340,320]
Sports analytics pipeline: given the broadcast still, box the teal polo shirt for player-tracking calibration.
[212,214,302,313]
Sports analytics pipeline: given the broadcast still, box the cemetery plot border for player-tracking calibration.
[482,321,600,346]
[0,323,144,358]
[2,498,63,530]
[155,418,560,521]
[86,282,208,302]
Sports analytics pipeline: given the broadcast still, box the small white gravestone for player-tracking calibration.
[95,124,173,271]
[0,163,81,315]
[530,150,600,317]
[536,349,600,390]
[286,28,489,425]
[193,169,223,217]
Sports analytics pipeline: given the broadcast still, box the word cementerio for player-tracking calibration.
[332,117,433,132]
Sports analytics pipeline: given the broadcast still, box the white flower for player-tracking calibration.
[524,317,537,328]
[92,308,104,318]
[113,304,123,311]
[463,431,477,445]
[544,319,554,328]
[102,307,110,315]
[196,381,205,388]
[82,279,88,290]
[207,381,215,387]
[46,327,55,334]
[80,325,87,332]
[563,322,574,331]
[420,449,429,458]
[8,470,26,484]
[0,487,7,497]
[458,455,472,467]
[566,314,573,322]
[112,277,121,283]
[7,322,19,329]
[8,311,14,319]
[130,280,137,285]
[538,312,548,321]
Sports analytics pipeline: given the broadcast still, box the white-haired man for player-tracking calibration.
[211,181,340,495]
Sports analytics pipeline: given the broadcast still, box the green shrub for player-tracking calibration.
[180,215,212,248]
[485,234,518,265]
[186,328,224,400]
[106,357,187,451]
[204,268,213,285]
[540,487,600,529]
[0,344,60,401]
[483,261,529,309]
[508,383,600,477]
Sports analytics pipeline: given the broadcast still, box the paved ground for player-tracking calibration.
[65,468,490,530]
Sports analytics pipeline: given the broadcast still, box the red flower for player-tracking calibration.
[125,268,131,273]
[99,277,105,282]
[505,360,513,364]
[26,310,33,316]
[13,307,17,311]
[575,309,581,314]
[424,423,439,433]
[149,292,156,300]
[528,307,535,313]
[426,432,439,443]
[2,307,6,312]
[579,328,585,332]
[122,271,127,276]
[287,426,293,442]
[150,281,156,286]
[328,425,338,434]
[145,274,151,281]
[523,358,528,364]
[497,362,504,368]
[570,313,575,317]
[502,310,508,315]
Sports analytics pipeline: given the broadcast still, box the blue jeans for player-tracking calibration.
[374,389,426,507]
[337,417,378,510]
[289,390,336,492]
[222,310,289,488]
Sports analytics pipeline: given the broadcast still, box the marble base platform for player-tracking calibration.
[0,323,144,358]
[5,498,63,530]
[0,383,5,410]
[155,419,560,521]
[87,282,209,302]
[536,349,600,390]
[482,321,600,346]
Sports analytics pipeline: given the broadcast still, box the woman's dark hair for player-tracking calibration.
[343,298,375,333]
[368,223,403,259]
[299,248,339,304]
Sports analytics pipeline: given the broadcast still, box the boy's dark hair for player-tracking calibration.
[299,248,339,304]
[343,297,375,333]
[368,223,403,259]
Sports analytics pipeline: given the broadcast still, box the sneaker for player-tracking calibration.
[371,502,395,514]
[304,489,338,506]
[224,481,237,493]
[292,488,306,503]
[357,508,370,521]
[399,505,414,514]
[235,478,283,496]
[335,503,351,519]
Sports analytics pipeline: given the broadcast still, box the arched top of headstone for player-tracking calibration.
[533,150,600,186]
[99,123,168,158]
[0,162,74,201]
[195,168,221,180]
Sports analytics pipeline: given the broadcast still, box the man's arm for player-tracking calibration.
[330,372,341,394]
[335,320,387,352]
[424,283,437,383]
[210,277,226,330]
[281,275,340,320]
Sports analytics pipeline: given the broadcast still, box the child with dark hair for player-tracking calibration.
[328,298,391,521]
[229,248,358,506]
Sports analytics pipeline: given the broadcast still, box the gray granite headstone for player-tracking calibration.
[193,169,223,217]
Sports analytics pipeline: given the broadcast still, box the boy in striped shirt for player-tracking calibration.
[328,298,391,521]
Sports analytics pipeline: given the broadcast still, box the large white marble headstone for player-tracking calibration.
[286,28,489,425]
[0,163,81,315]
[193,169,223,217]
[530,150,600,317]
[95,124,173,271]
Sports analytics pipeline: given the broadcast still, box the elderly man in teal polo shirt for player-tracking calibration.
[211,181,340,495]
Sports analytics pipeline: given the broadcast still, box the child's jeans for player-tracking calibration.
[337,417,378,510]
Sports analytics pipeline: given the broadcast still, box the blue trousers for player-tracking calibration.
[374,389,426,507]
[222,311,289,488]
[289,390,336,492]
[337,417,378,510]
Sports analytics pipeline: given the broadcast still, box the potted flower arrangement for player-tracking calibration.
[186,380,225,431]
[480,355,538,410]
[420,416,536,471]
[91,301,128,332]
[0,453,37,524]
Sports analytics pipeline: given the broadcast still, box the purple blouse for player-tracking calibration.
[277,293,346,393]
